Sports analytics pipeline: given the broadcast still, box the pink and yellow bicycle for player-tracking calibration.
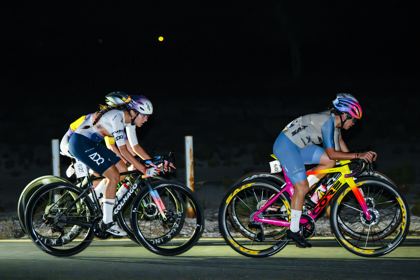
[218,157,410,258]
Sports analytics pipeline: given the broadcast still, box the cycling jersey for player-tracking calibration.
[73,110,137,147]
[282,110,341,150]
[61,111,138,158]
[60,114,93,158]
[273,110,341,184]
[69,109,139,175]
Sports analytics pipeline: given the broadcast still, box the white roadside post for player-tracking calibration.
[52,139,60,176]
[51,139,61,202]
[185,136,195,217]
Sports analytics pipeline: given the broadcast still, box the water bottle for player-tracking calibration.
[116,182,130,201]
[310,185,327,204]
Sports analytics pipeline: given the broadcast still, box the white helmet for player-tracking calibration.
[127,95,153,115]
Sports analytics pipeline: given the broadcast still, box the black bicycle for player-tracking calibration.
[22,154,204,257]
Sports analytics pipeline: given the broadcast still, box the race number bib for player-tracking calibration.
[74,159,89,178]
[269,160,282,174]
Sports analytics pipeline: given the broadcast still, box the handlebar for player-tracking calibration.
[344,156,375,178]
[139,152,176,174]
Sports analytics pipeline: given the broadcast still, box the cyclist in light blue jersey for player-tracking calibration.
[273,93,377,248]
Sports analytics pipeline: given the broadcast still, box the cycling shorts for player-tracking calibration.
[69,133,121,175]
[273,132,325,184]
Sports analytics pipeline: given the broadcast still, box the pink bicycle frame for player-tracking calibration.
[253,170,371,227]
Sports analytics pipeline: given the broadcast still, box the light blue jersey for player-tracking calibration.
[273,110,341,184]
[282,110,341,150]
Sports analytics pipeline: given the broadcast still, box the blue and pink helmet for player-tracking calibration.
[332,93,362,119]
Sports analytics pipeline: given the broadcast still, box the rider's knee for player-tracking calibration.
[106,170,120,186]
[323,158,336,169]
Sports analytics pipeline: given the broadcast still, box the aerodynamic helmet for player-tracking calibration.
[105,91,131,106]
[332,93,362,119]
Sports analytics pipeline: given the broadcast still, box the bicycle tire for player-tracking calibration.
[18,176,72,234]
[330,178,410,257]
[131,181,204,256]
[336,176,403,241]
[219,179,290,258]
[25,182,95,257]
[117,180,184,245]
[234,171,286,187]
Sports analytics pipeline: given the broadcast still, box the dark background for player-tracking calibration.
[1,2,419,213]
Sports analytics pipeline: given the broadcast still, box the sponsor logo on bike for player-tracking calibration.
[340,238,374,254]
[226,183,255,204]
[113,183,138,214]
[396,197,407,231]
[227,236,259,255]
[312,187,337,215]
[149,216,182,245]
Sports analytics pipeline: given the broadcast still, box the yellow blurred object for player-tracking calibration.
[158,36,164,41]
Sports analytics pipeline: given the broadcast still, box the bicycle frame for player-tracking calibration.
[253,161,372,227]
[52,168,170,227]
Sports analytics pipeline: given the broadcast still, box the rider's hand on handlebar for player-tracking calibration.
[165,162,176,172]
[358,151,377,163]
[145,167,158,178]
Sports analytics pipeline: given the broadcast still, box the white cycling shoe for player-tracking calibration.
[99,221,127,236]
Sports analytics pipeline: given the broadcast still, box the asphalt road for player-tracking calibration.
[1,237,419,280]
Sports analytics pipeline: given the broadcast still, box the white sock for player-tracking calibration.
[290,209,302,232]
[88,179,106,201]
[307,175,320,188]
[102,199,115,224]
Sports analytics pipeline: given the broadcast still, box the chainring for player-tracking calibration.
[300,213,316,239]
[92,218,112,239]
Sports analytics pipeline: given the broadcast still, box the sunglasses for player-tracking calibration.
[134,111,150,119]
[140,113,150,120]
[345,114,357,124]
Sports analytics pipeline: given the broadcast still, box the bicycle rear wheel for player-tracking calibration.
[330,178,410,257]
[25,182,95,257]
[18,176,72,234]
[219,179,290,258]
[131,181,204,256]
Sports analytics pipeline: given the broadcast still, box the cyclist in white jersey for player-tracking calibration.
[68,94,155,236]
[60,92,152,191]
[273,93,377,247]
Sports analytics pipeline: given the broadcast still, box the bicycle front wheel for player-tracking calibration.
[25,182,95,257]
[131,181,204,256]
[219,179,290,258]
[116,180,182,245]
[330,178,410,257]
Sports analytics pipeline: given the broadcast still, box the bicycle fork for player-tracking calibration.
[145,179,168,221]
